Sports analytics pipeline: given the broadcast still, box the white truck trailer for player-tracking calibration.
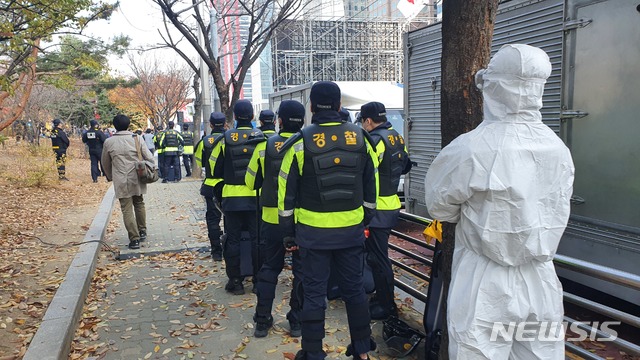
[268,81,405,134]
[403,0,640,305]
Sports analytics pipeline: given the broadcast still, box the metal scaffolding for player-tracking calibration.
[272,18,410,89]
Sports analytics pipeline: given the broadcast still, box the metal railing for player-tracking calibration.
[391,211,640,359]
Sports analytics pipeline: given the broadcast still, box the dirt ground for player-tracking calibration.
[0,137,112,359]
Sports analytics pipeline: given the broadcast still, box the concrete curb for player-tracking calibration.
[23,186,116,360]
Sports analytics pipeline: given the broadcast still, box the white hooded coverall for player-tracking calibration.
[424,44,575,359]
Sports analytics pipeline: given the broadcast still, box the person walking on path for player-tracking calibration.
[142,128,155,154]
[159,121,184,183]
[358,101,413,320]
[425,44,575,359]
[181,123,195,177]
[278,81,378,360]
[102,114,154,250]
[50,118,70,181]
[246,100,305,338]
[209,100,265,295]
[195,112,226,261]
[82,119,107,183]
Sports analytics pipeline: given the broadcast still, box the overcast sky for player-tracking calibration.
[85,0,195,76]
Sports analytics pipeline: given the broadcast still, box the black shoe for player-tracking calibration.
[211,251,222,261]
[225,278,244,295]
[369,303,393,320]
[287,312,301,337]
[253,314,273,338]
[128,239,140,249]
[289,320,301,337]
[92,179,98,183]
[345,338,376,358]
[162,179,168,183]
[139,230,147,242]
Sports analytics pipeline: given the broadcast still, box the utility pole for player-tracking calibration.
[210,7,221,113]
[199,2,212,132]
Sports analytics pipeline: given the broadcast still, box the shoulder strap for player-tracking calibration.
[134,135,142,161]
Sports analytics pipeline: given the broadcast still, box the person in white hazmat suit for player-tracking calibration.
[424,44,575,359]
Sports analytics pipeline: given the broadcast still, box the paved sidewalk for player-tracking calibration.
[71,179,425,359]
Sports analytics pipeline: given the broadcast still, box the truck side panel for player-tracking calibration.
[405,0,565,217]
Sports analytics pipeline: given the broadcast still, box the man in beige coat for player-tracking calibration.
[102,114,154,249]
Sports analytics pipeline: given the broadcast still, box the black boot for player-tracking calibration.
[224,278,244,295]
[253,314,273,338]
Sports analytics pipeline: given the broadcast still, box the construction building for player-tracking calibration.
[271,0,438,90]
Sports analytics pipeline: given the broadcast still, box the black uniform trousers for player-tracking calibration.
[157,153,165,178]
[182,154,193,176]
[89,149,104,182]
[223,210,258,281]
[255,222,302,322]
[204,195,223,254]
[365,227,398,314]
[299,245,371,359]
[54,150,67,178]
[163,154,179,181]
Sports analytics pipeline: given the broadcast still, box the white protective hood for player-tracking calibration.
[424,44,575,359]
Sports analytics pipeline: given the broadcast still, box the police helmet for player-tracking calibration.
[382,316,424,357]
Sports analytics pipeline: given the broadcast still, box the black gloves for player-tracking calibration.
[283,236,297,250]
[364,207,375,227]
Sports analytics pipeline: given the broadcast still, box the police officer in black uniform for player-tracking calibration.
[159,121,184,183]
[278,82,378,360]
[194,112,227,261]
[82,119,107,183]
[246,101,305,338]
[359,101,412,320]
[181,123,195,177]
[50,118,70,181]
[210,100,265,295]
[257,110,277,138]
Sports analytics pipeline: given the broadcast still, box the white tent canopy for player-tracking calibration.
[334,81,404,110]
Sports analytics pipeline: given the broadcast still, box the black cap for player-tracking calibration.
[310,81,341,112]
[209,112,226,126]
[338,107,350,123]
[278,100,305,127]
[259,110,275,122]
[53,119,61,126]
[234,99,254,121]
[168,121,175,128]
[182,123,189,130]
[360,101,387,120]
[90,119,99,127]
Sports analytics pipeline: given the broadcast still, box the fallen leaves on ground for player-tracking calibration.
[0,139,111,357]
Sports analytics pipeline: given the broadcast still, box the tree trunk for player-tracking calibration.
[0,41,39,132]
[439,1,498,358]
